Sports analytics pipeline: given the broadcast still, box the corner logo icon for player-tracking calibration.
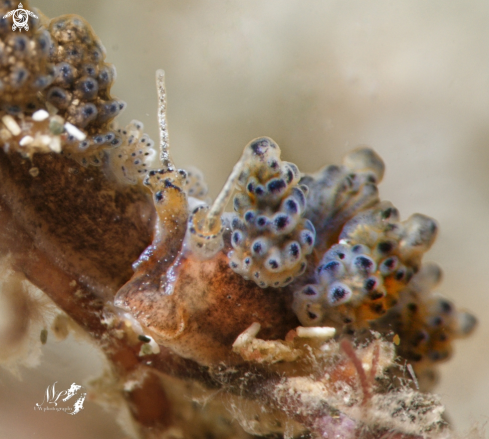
[3,3,38,32]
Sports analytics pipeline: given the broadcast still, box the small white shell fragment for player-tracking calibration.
[232,322,261,348]
[40,135,51,146]
[407,363,419,389]
[362,361,372,372]
[123,379,140,391]
[232,322,302,363]
[148,337,160,354]
[19,135,34,146]
[296,326,336,340]
[64,122,86,141]
[138,335,161,356]
[49,136,61,153]
[320,343,333,352]
[29,167,39,177]
[139,344,152,356]
[32,109,49,121]
[2,115,21,136]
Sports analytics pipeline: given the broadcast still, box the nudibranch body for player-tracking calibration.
[0,1,476,390]
[293,201,438,329]
[0,3,124,163]
[228,137,315,288]
[113,68,476,380]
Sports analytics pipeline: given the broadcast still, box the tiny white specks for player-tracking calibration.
[32,109,49,121]
[40,135,51,146]
[123,380,141,391]
[19,135,34,146]
[138,335,160,356]
[232,322,261,349]
[296,326,335,340]
[2,115,21,136]
[64,122,86,141]
[49,136,62,153]
[407,363,419,389]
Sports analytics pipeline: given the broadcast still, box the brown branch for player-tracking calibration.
[0,147,446,438]
[0,185,176,435]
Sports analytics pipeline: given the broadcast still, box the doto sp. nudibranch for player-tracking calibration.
[0,2,478,437]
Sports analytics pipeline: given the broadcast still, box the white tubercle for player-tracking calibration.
[64,122,86,141]
[296,326,336,340]
[32,109,50,121]
[232,322,261,348]
[19,135,34,146]
[49,136,62,153]
[2,115,21,136]
[138,335,161,356]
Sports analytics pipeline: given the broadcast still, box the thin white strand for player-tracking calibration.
[204,148,250,233]
[156,69,172,170]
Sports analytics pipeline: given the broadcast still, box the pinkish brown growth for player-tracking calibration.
[341,338,372,404]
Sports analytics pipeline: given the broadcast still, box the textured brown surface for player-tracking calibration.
[119,251,300,365]
[0,150,153,296]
